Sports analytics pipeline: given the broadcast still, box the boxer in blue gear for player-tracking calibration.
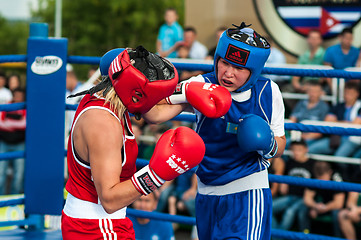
[143,22,286,240]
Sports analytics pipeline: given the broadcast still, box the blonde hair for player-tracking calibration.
[97,82,126,119]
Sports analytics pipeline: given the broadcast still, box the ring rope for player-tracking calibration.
[0,102,26,112]
[0,54,360,79]
[0,55,26,63]
[0,151,25,161]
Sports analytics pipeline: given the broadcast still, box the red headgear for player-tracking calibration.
[108,46,178,114]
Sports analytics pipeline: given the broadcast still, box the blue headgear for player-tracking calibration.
[214,23,270,92]
[100,48,125,75]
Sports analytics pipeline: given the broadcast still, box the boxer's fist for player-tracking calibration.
[237,114,278,159]
[131,126,205,195]
[166,81,232,118]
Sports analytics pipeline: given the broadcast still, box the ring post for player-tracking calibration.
[25,23,67,217]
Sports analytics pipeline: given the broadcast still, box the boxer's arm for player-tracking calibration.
[142,103,190,124]
[274,136,286,158]
[78,109,141,213]
[270,81,286,157]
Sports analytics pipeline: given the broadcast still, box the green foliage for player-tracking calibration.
[0,16,29,54]
[33,0,184,56]
[30,0,184,78]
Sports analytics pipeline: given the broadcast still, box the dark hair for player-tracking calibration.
[0,72,7,80]
[307,80,322,87]
[308,29,322,37]
[290,139,308,148]
[165,7,177,14]
[340,27,353,36]
[313,161,332,178]
[156,125,170,135]
[184,26,197,35]
[345,81,360,92]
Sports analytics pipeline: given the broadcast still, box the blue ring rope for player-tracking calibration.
[0,196,346,239]
[0,197,24,207]
[0,55,26,63]
[4,103,359,136]
[0,102,26,111]
[0,54,360,79]
[0,151,25,161]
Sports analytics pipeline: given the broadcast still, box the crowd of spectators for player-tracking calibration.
[1,7,361,239]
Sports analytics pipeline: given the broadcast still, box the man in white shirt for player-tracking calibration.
[183,27,208,59]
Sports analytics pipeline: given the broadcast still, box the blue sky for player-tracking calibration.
[0,0,39,20]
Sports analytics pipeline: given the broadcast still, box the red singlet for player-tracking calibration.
[62,94,138,240]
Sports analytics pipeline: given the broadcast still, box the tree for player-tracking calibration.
[33,0,184,56]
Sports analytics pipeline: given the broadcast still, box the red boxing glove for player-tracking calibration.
[166,81,232,118]
[131,126,205,195]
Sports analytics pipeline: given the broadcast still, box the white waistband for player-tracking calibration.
[197,169,269,196]
[63,193,127,219]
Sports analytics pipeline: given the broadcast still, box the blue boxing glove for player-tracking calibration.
[237,114,278,159]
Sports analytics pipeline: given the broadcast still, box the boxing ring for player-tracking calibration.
[0,23,361,239]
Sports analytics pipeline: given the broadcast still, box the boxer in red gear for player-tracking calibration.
[62,46,205,240]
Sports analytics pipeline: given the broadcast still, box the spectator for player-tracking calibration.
[168,172,197,238]
[177,44,203,81]
[303,161,345,236]
[289,81,329,146]
[183,27,208,60]
[262,35,288,83]
[142,125,170,160]
[87,66,98,79]
[168,172,197,217]
[356,50,361,68]
[156,8,184,58]
[291,29,326,93]
[272,140,314,232]
[0,73,12,104]
[129,192,175,240]
[206,26,227,60]
[131,122,147,159]
[338,164,361,240]
[308,81,361,179]
[324,27,359,70]
[65,64,94,135]
[0,88,26,195]
[7,74,21,92]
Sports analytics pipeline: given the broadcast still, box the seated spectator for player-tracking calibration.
[168,171,197,237]
[131,122,147,159]
[182,27,208,60]
[7,74,21,92]
[291,30,326,93]
[338,164,361,240]
[323,27,360,93]
[324,27,359,70]
[263,36,288,83]
[206,26,227,60]
[308,81,361,179]
[0,73,12,104]
[289,81,329,146]
[303,161,345,235]
[168,172,197,217]
[129,192,175,240]
[156,8,183,58]
[272,140,314,232]
[142,125,170,160]
[0,88,26,195]
[177,45,198,81]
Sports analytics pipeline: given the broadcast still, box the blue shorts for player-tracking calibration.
[195,188,272,240]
